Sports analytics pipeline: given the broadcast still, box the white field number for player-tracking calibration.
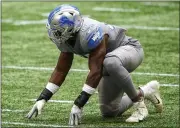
[92,31,100,41]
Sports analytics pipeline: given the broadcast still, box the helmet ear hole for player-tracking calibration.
[69,12,74,15]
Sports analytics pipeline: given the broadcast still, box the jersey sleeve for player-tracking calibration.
[86,26,104,50]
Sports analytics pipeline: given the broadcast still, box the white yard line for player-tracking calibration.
[29,99,90,104]
[161,84,179,87]
[2,65,89,72]
[2,109,25,113]
[92,7,140,12]
[121,25,179,31]
[13,19,47,25]
[1,121,121,128]
[1,19,13,23]
[2,122,73,128]
[1,19,179,31]
[2,65,54,71]
[143,2,177,7]
[29,99,74,103]
[1,19,47,25]
[2,109,25,112]
[2,65,179,77]
[132,72,179,77]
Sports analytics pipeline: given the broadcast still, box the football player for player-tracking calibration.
[26,4,163,125]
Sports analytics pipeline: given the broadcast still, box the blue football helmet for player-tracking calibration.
[46,4,83,44]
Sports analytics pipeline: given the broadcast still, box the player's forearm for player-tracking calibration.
[86,68,102,88]
[37,52,74,102]
[49,68,68,86]
[49,52,74,86]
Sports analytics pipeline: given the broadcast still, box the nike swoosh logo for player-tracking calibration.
[154,95,160,104]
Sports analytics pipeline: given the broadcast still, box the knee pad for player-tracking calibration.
[103,56,130,81]
[103,56,122,75]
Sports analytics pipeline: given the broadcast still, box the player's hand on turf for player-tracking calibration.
[69,104,83,125]
[26,99,46,119]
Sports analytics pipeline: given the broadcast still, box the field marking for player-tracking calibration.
[161,84,179,87]
[29,99,90,104]
[143,2,177,7]
[92,7,140,12]
[2,122,73,128]
[1,19,47,25]
[2,109,25,112]
[2,19,179,31]
[2,65,179,77]
[29,99,74,103]
[120,25,179,31]
[132,72,179,77]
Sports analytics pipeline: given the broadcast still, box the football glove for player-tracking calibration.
[69,104,83,125]
[26,99,46,119]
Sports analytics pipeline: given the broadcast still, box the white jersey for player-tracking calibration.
[48,17,140,58]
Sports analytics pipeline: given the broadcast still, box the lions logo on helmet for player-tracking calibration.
[47,4,83,44]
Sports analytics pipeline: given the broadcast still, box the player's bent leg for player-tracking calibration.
[103,45,144,101]
[139,80,163,113]
[98,76,148,122]
[117,95,133,115]
[98,76,145,118]
[98,76,124,117]
[103,46,148,122]
[103,55,139,101]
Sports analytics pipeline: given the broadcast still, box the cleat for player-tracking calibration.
[126,99,148,123]
[139,80,163,113]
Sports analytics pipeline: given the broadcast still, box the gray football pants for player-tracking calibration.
[98,45,144,117]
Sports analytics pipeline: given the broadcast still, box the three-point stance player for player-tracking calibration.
[26,4,163,125]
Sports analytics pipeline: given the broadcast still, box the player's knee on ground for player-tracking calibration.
[100,104,120,117]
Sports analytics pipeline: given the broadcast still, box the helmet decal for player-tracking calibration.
[59,15,74,27]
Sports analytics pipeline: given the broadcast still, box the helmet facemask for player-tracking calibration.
[51,27,74,44]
